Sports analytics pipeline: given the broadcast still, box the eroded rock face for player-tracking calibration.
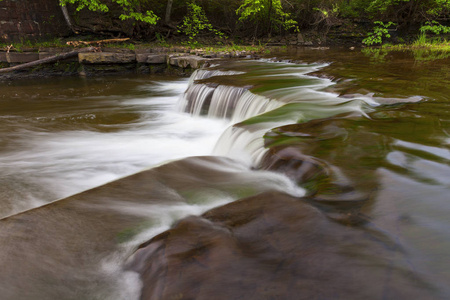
[129,191,434,300]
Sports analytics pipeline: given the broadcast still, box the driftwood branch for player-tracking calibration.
[0,47,96,74]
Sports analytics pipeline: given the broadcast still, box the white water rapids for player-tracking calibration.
[0,78,226,217]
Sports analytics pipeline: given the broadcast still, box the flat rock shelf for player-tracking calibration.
[0,47,257,80]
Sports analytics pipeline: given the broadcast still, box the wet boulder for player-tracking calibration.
[129,191,435,300]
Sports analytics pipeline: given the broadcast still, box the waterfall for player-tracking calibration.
[181,68,271,119]
[178,84,215,115]
[180,83,283,121]
[178,61,379,166]
[178,64,336,165]
[213,126,270,164]
[179,80,284,165]
[207,85,247,119]
[188,69,245,86]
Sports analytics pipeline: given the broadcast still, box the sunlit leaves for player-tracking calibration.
[236,0,298,32]
[362,21,396,45]
[177,3,225,46]
[420,21,450,34]
[59,0,159,24]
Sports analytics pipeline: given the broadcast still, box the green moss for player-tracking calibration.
[103,43,136,50]
[116,220,155,243]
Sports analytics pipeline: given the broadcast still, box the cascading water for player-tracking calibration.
[0,67,308,300]
[1,50,449,300]
[178,60,394,165]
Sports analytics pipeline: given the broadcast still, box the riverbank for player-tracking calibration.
[1,36,449,81]
[0,41,268,80]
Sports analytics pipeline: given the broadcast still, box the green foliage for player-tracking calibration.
[203,43,266,54]
[118,10,159,24]
[104,42,136,50]
[60,0,159,24]
[155,32,169,47]
[60,0,108,12]
[313,3,340,18]
[414,32,428,45]
[380,40,450,62]
[364,0,450,22]
[412,32,449,48]
[338,0,371,18]
[363,21,396,45]
[236,0,298,35]
[426,0,450,15]
[383,37,449,50]
[420,21,450,35]
[1,38,68,52]
[366,0,410,13]
[178,3,225,46]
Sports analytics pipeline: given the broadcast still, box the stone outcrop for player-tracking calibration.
[168,55,211,69]
[0,0,71,42]
[0,48,215,67]
[136,54,167,64]
[0,47,223,79]
[5,52,39,63]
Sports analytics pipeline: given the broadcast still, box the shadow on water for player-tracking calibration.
[0,48,449,299]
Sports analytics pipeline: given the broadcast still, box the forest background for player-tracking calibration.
[0,0,448,48]
[54,0,449,46]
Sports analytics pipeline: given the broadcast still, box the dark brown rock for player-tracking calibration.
[129,191,435,300]
[78,52,136,64]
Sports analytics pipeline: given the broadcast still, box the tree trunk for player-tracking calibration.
[59,1,76,33]
[267,0,273,37]
[165,0,174,23]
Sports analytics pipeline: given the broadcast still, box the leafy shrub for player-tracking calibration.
[236,0,298,36]
[363,21,396,45]
[420,21,450,35]
[60,0,159,24]
[178,2,225,46]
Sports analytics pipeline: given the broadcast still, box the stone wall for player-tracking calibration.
[0,0,71,43]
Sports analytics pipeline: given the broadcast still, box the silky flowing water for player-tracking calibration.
[0,48,448,299]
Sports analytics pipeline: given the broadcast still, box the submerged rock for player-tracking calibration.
[129,191,435,300]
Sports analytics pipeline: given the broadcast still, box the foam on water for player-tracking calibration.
[0,78,228,217]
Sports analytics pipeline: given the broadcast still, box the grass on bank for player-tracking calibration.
[361,34,450,63]
[0,38,70,52]
[1,36,268,55]
[382,34,450,51]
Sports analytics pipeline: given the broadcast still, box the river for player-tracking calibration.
[0,47,448,299]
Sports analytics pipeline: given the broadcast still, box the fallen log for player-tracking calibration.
[0,47,96,74]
